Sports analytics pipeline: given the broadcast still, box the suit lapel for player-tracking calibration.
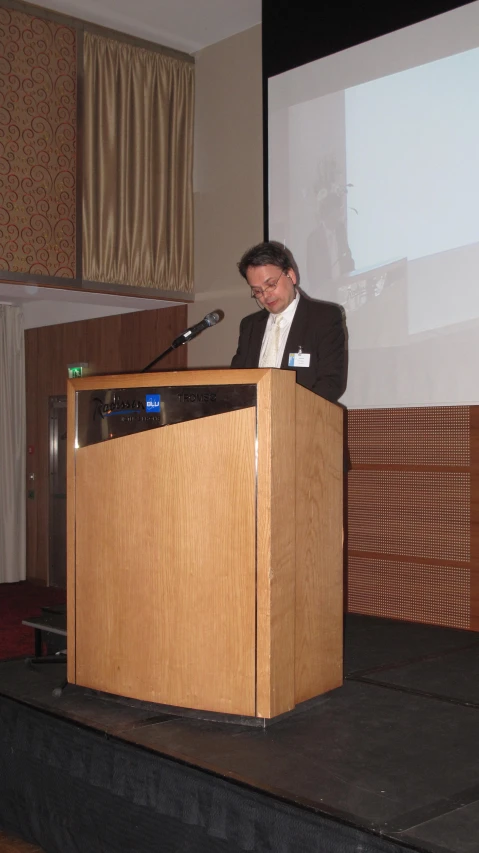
[250,310,268,367]
[280,296,309,369]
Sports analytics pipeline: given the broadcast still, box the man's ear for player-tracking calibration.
[287,268,297,286]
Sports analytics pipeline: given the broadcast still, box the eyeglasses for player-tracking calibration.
[250,271,289,299]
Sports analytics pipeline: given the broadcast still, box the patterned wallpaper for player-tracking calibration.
[0,8,76,277]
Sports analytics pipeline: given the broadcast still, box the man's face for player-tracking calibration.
[246,264,297,314]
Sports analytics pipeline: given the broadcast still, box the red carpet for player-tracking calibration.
[0,581,66,661]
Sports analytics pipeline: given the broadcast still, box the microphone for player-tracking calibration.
[171,310,224,348]
[141,310,224,372]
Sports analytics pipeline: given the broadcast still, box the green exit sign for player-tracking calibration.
[68,363,89,378]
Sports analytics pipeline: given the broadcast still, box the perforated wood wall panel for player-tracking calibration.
[349,407,470,467]
[347,406,477,630]
[349,471,470,562]
[348,557,470,629]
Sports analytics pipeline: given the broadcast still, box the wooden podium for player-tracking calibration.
[67,369,343,720]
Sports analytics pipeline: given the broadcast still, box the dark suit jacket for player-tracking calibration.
[231,294,347,403]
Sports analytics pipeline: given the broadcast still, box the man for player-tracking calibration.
[231,241,347,403]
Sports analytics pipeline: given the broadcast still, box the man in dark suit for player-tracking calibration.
[231,241,347,403]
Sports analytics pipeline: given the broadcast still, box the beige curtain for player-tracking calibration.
[0,305,26,583]
[83,33,194,293]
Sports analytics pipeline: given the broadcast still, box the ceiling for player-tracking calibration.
[0,282,165,307]
[0,282,181,329]
[30,0,262,54]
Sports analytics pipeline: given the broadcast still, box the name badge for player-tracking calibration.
[288,351,311,368]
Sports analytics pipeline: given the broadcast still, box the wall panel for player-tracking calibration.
[0,7,77,276]
[348,557,470,629]
[470,406,479,631]
[347,406,478,630]
[349,470,470,562]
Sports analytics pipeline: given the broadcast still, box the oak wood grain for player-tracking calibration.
[295,386,344,703]
[71,407,256,715]
[255,370,296,718]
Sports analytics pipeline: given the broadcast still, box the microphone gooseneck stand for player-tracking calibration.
[142,344,176,373]
[141,311,225,373]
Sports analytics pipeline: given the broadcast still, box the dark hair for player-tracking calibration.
[237,241,299,282]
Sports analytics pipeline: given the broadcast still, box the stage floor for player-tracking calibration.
[2,614,479,853]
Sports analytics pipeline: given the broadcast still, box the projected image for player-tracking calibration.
[345,49,479,335]
[306,154,355,287]
[269,12,479,407]
[280,89,410,350]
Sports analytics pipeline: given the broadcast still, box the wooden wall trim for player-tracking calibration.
[347,406,476,631]
[470,407,479,630]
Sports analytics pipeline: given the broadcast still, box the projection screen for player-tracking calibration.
[268,1,479,407]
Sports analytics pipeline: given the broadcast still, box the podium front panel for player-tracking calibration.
[72,405,257,716]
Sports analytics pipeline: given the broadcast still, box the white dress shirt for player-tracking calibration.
[259,292,300,368]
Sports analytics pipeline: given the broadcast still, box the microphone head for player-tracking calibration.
[204,310,225,327]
